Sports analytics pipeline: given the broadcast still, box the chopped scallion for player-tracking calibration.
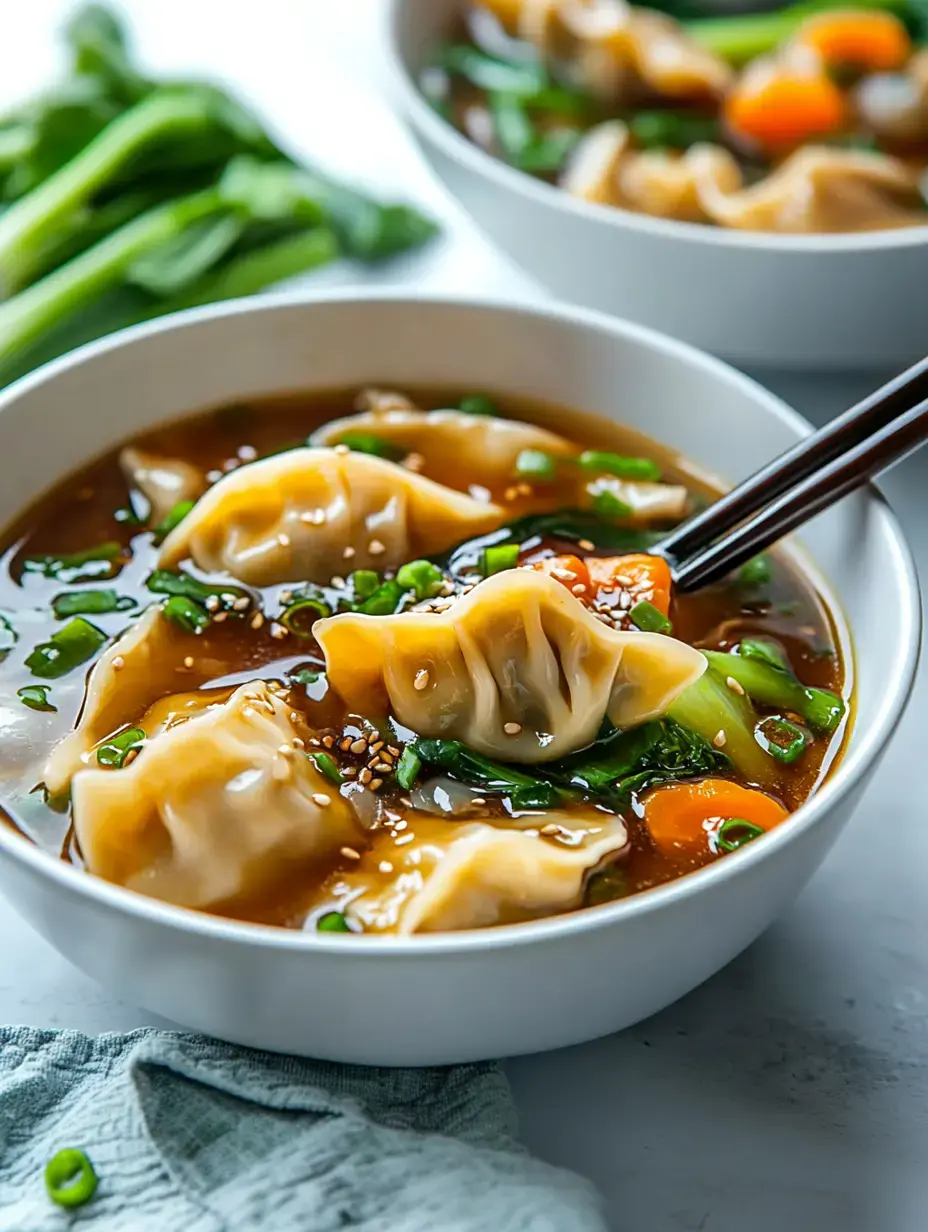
[716,818,765,853]
[480,543,519,576]
[317,911,352,933]
[579,450,661,481]
[630,600,672,634]
[153,499,195,541]
[337,432,401,460]
[396,559,444,600]
[280,591,332,636]
[45,1148,98,1209]
[162,595,210,634]
[17,684,56,712]
[97,727,145,768]
[756,715,808,764]
[514,449,558,481]
[51,589,134,618]
[592,490,632,521]
[739,555,772,587]
[23,542,123,583]
[146,569,250,610]
[310,751,344,785]
[357,579,406,615]
[25,618,106,678]
[349,569,380,602]
[395,746,422,790]
[290,668,321,686]
[458,393,497,417]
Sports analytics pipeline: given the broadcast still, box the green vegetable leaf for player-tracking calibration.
[127,213,245,296]
[413,738,566,810]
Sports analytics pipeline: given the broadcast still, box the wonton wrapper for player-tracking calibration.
[43,608,224,794]
[159,448,505,587]
[330,810,628,933]
[511,0,731,103]
[72,682,360,910]
[311,404,575,486]
[316,569,705,763]
[120,447,204,525]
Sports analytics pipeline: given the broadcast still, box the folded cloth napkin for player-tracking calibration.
[0,1027,606,1231]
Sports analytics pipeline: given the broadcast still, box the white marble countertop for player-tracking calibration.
[1,4,926,1229]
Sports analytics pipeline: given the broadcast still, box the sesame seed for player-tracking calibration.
[594,611,614,624]
[726,676,746,696]
[387,745,401,757]
[713,730,727,748]
[578,539,595,551]
[250,611,265,630]
[540,823,560,836]
[618,592,632,610]
[359,768,373,785]
[339,736,353,752]
[404,452,424,473]
[322,735,335,749]
[398,801,412,812]
[213,611,228,623]
[394,818,408,829]
[232,596,251,612]
[369,740,384,754]
[615,574,633,587]
[269,623,288,640]
[330,575,347,590]
[395,834,415,846]
[350,738,368,754]
[333,444,350,455]
[342,766,357,778]
[471,798,486,806]
[183,655,194,669]
[122,747,140,767]
[205,595,221,612]
[343,545,356,560]
[238,444,257,462]
[289,712,300,724]
[278,533,291,548]
[368,539,385,556]
[369,777,384,791]
[111,655,125,671]
[379,860,394,873]
[571,583,587,596]
[207,469,222,483]
[313,793,332,808]
[414,669,429,691]
[372,761,392,774]
[503,722,522,735]
[291,737,305,750]
[516,482,533,497]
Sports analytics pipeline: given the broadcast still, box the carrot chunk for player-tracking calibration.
[643,777,789,856]
[587,553,673,615]
[794,10,911,73]
[532,555,592,597]
[725,63,847,149]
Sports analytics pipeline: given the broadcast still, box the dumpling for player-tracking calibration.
[43,607,224,794]
[327,810,628,933]
[315,569,705,763]
[159,448,505,587]
[71,682,360,910]
[120,447,204,525]
[688,144,926,234]
[311,404,575,487]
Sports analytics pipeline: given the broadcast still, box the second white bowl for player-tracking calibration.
[386,0,928,371]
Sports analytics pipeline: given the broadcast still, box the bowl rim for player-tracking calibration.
[0,287,919,956]
[383,0,928,255]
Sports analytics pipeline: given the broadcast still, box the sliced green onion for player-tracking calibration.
[153,499,195,541]
[350,569,380,601]
[592,490,632,521]
[739,555,772,587]
[281,592,332,636]
[716,818,765,853]
[45,1148,98,1209]
[489,91,536,163]
[357,579,406,615]
[396,559,444,600]
[514,449,558,481]
[114,505,145,527]
[395,746,422,791]
[480,543,519,576]
[25,618,106,679]
[337,432,401,460]
[579,450,661,481]
[630,600,673,634]
[290,668,321,686]
[17,684,56,712]
[0,614,16,662]
[146,569,250,610]
[756,715,808,764]
[162,595,210,634]
[24,541,123,583]
[458,393,498,417]
[516,126,581,173]
[97,727,146,769]
[739,638,789,672]
[629,111,721,150]
[317,911,352,933]
[310,751,344,785]
[438,44,547,94]
[51,589,135,618]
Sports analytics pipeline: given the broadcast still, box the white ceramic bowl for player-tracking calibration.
[0,292,918,1064]
[386,0,928,371]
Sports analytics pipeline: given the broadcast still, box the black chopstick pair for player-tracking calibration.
[656,356,928,593]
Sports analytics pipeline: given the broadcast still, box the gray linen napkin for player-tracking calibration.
[0,1027,606,1230]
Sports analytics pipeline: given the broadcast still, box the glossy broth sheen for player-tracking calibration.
[0,389,846,929]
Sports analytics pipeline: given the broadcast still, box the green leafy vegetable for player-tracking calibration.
[25,617,106,678]
[705,649,845,735]
[629,111,720,150]
[290,668,320,686]
[310,751,344,785]
[629,600,672,634]
[395,746,422,791]
[578,450,661,481]
[45,1146,99,1209]
[162,594,209,633]
[51,588,134,617]
[413,738,565,810]
[96,725,145,767]
[23,541,123,582]
[668,664,771,783]
[592,490,633,521]
[17,684,56,712]
[739,637,788,671]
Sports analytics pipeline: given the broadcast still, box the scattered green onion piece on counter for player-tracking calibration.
[578,450,661,481]
[45,1148,99,1209]
[153,498,195,541]
[629,600,673,634]
[480,543,519,576]
[592,490,633,521]
[396,559,444,600]
[146,569,249,609]
[395,746,422,790]
[716,818,765,853]
[337,432,401,460]
[290,669,321,686]
[739,637,789,672]
[358,579,406,615]
[514,449,558,481]
[25,617,106,678]
[458,393,498,417]
[756,715,808,764]
[739,554,772,587]
[51,589,134,618]
[162,594,210,634]
[0,614,16,661]
[317,911,352,933]
[310,751,344,785]
[23,541,123,582]
[97,727,145,768]
[17,684,56,712]
[349,570,380,602]
[280,593,332,636]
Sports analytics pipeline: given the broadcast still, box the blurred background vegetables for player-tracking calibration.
[0,5,437,387]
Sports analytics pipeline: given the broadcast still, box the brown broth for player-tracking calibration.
[0,386,847,930]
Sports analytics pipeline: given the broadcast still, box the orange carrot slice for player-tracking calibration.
[725,64,847,149]
[643,777,789,856]
[587,554,673,616]
[532,555,592,598]
[794,10,911,72]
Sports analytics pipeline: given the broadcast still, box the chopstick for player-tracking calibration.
[657,359,928,593]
